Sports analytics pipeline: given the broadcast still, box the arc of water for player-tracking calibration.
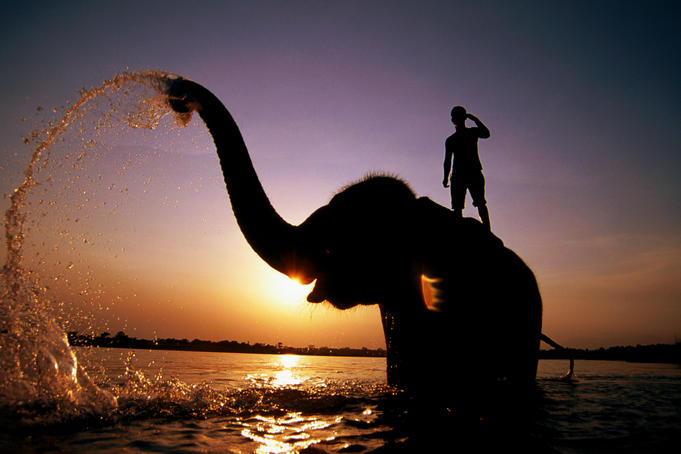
[2,71,179,302]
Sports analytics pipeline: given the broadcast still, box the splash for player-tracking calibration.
[0,71,185,424]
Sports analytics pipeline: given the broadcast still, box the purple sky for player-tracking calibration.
[1,1,680,348]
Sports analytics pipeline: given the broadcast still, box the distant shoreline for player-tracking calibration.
[539,342,681,365]
[68,331,681,364]
[67,331,386,358]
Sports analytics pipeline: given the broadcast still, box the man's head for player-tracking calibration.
[451,106,467,127]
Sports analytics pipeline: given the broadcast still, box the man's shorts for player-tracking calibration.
[450,170,486,210]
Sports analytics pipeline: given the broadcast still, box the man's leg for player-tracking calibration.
[470,172,491,230]
[450,177,466,219]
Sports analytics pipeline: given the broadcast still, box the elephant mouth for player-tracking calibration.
[305,277,366,310]
[306,279,325,303]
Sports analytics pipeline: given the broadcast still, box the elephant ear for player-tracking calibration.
[413,196,505,313]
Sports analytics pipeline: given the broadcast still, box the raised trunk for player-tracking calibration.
[172,80,307,281]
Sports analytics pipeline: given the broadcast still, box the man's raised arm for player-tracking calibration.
[467,113,490,139]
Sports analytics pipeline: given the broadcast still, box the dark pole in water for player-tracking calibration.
[540,333,575,380]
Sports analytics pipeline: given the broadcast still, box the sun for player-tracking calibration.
[266,272,314,307]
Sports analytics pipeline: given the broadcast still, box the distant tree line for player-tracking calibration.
[67,331,387,358]
[539,342,681,364]
[67,331,680,364]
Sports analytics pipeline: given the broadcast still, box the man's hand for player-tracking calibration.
[443,178,449,188]
[466,113,478,121]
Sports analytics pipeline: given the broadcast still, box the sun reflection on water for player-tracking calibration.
[240,411,338,453]
[273,355,302,387]
[245,354,308,388]
[239,355,343,452]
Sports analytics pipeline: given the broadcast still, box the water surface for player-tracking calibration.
[2,349,679,453]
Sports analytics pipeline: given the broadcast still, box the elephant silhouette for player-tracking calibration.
[165,77,545,401]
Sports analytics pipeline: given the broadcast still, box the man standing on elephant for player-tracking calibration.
[442,105,491,230]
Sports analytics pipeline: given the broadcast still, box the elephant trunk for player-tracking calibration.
[168,79,309,282]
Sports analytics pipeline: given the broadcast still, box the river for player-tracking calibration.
[1,348,679,453]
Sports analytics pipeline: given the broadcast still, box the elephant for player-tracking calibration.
[164,77,544,403]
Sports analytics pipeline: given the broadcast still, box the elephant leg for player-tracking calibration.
[379,305,402,386]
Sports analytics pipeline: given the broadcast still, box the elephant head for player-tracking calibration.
[165,77,542,394]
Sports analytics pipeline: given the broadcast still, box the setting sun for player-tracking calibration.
[265,270,314,307]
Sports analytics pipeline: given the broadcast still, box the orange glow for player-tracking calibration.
[420,274,443,311]
[264,270,314,307]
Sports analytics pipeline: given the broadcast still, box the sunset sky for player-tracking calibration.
[1,1,680,349]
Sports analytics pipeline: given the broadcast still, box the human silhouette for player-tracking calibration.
[442,106,491,229]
